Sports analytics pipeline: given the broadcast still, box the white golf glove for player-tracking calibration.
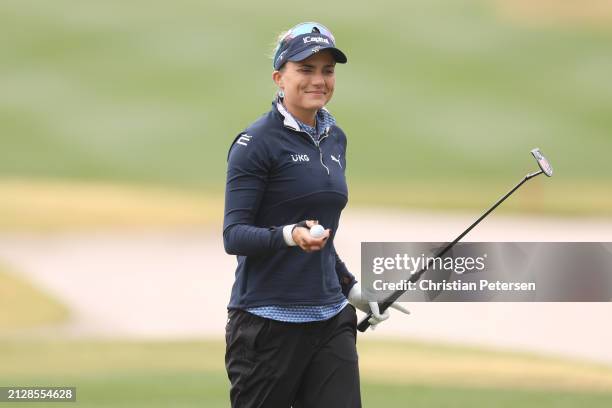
[348,283,410,330]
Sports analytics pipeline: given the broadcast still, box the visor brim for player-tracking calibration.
[287,46,347,65]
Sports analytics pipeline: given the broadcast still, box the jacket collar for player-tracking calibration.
[275,98,300,131]
[274,96,335,134]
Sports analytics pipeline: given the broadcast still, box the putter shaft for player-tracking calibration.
[357,169,545,332]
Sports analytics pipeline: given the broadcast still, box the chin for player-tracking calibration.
[302,98,326,110]
[311,102,326,110]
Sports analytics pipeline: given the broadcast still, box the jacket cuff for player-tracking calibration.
[282,224,297,246]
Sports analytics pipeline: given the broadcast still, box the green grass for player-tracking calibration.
[1,339,612,407]
[1,0,612,214]
[3,372,612,408]
[363,383,612,408]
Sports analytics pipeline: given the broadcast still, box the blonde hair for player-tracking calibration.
[270,30,289,99]
[269,30,289,68]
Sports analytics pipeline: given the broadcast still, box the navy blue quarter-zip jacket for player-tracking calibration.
[223,101,357,309]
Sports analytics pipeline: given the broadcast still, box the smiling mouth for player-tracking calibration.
[307,91,326,95]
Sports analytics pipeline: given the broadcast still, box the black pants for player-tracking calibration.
[225,304,361,408]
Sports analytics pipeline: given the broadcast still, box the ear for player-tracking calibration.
[272,70,283,88]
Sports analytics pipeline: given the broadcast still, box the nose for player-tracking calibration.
[311,72,325,87]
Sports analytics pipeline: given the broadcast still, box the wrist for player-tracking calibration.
[283,224,297,246]
[348,283,361,303]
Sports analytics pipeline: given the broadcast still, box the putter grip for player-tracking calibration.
[357,297,395,332]
[357,314,373,332]
[357,300,392,332]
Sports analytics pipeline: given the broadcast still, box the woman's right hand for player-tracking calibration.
[291,220,331,253]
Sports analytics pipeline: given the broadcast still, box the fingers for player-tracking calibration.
[368,301,390,323]
[305,220,319,228]
[366,302,408,329]
[390,303,410,315]
[301,235,330,252]
[368,301,380,317]
[294,226,331,252]
[367,311,389,328]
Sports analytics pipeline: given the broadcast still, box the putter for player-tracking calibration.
[357,148,554,332]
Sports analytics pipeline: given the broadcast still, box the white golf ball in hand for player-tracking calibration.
[310,224,325,238]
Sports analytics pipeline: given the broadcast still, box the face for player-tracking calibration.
[273,50,336,113]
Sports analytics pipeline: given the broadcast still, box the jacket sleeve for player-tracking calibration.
[222,133,287,256]
[332,243,357,297]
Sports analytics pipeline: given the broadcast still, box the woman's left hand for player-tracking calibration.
[348,283,410,330]
[292,220,331,253]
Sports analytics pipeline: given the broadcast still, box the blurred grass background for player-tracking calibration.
[2,260,612,405]
[2,338,612,407]
[0,264,69,330]
[1,0,611,230]
[2,0,612,405]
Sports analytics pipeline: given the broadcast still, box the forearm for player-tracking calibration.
[223,223,288,256]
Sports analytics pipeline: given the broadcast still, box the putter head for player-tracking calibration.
[531,148,553,177]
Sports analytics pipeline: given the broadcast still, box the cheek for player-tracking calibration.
[289,78,306,93]
[326,79,335,100]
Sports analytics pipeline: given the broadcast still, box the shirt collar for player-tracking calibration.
[274,96,335,135]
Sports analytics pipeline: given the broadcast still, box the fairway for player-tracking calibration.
[1,339,612,407]
[1,0,612,215]
[2,373,612,408]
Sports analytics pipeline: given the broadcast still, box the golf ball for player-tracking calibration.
[310,224,325,238]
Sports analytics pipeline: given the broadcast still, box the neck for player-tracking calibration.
[282,100,317,127]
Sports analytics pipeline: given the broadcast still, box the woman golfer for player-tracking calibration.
[223,21,408,407]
